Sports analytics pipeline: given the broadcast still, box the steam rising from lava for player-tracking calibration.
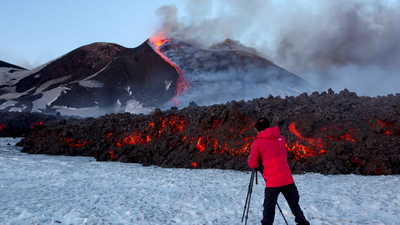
[152,0,400,96]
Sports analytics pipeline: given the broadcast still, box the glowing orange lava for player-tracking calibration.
[327,133,356,142]
[149,35,190,105]
[191,133,254,156]
[57,115,253,159]
[30,120,43,129]
[115,115,186,147]
[287,122,357,159]
[109,151,116,160]
[352,157,363,167]
[288,122,326,158]
[340,133,356,142]
[63,138,87,148]
[196,137,205,152]
[286,142,320,159]
[120,130,148,145]
[0,124,5,131]
[151,36,166,47]
[374,119,395,136]
[373,167,381,174]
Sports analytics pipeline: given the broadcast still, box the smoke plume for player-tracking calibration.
[154,0,400,96]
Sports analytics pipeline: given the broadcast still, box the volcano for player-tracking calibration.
[157,38,318,107]
[0,60,27,71]
[0,38,318,117]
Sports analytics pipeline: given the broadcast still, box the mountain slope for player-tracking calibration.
[1,38,319,116]
[0,41,179,116]
[0,60,27,71]
[158,38,318,106]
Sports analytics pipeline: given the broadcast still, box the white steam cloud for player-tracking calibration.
[154,0,400,96]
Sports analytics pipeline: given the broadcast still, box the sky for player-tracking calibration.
[1,0,400,96]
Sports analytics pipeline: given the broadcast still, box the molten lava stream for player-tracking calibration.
[288,122,326,158]
[196,137,205,152]
[149,36,189,105]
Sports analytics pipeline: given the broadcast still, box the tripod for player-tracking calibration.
[241,168,288,225]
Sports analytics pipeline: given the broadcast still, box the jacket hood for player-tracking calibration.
[257,126,281,139]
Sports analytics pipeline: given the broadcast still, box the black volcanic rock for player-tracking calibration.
[0,112,66,137]
[13,41,179,110]
[0,42,180,116]
[82,43,179,106]
[15,43,124,93]
[0,60,27,71]
[17,90,400,175]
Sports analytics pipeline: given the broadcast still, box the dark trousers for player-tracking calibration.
[261,183,309,225]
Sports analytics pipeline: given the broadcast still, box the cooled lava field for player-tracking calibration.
[14,89,400,175]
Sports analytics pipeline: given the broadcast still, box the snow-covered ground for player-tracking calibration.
[0,138,399,225]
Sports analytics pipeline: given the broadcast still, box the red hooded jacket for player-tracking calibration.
[248,126,294,187]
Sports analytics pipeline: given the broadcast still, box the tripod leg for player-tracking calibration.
[255,168,258,185]
[276,202,289,225]
[242,169,256,224]
[241,170,254,222]
[244,179,253,225]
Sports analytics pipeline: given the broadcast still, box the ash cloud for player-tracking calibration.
[154,0,400,96]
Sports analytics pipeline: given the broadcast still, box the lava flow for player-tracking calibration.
[192,118,255,156]
[17,88,400,175]
[286,122,326,159]
[287,122,357,159]
[149,35,190,104]
[112,115,186,148]
[63,138,88,148]
[374,119,395,136]
[0,124,5,131]
[30,120,43,129]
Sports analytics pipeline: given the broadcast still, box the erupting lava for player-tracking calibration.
[287,122,356,159]
[149,35,190,105]
[0,124,5,131]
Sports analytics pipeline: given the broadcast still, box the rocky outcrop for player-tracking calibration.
[17,89,400,175]
[0,112,62,137]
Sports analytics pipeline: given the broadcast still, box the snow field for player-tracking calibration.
[0,138,399,225]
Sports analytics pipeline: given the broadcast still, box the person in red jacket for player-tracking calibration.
[248,117,310,225]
